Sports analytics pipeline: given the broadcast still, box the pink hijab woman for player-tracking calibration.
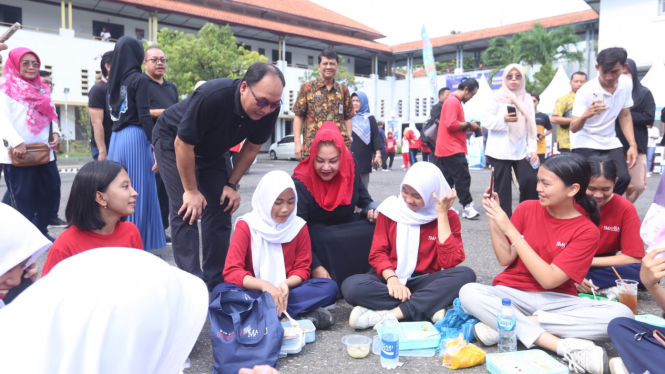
[0,47,61,238]
[482,63,539,218]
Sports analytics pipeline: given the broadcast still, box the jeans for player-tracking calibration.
[647,146,655,172]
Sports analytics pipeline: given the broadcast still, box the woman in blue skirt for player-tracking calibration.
[106,36,165,250]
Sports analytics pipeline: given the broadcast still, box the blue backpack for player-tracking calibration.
[209,289,284,374]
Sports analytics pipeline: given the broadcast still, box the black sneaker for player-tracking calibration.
[48,217,67,227]
[165,234,172,243]
[298,307,334,330]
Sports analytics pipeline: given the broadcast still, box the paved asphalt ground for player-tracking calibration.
[2,154,663,374]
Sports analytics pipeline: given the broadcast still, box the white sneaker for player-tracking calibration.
[609,357,628,374]
[473,322,498,346]
[348,306,392,330]
[563,345,608,374]
[462,203,480,219]
[431,309,447,324]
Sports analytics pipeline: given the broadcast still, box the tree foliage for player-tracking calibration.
[481,24,582,90]
[298,56,362,90]
[525,63,557,95]
[154,23,267,95]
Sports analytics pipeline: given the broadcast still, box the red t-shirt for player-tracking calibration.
[575,194,644,257]
[492,200,600,296]
[41,221,143,276]
[405,130,422,149]
[435,95,467,158]
[223,221,312,286]
[369,211,465,276]
[385,138,397,152]
[421,143,432,153]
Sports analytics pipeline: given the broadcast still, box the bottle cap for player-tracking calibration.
[502,298,511,306]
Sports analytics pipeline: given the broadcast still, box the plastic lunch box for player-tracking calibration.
[486,349,569,374]
[280,327,304,355]
[635,314,665,328]
[281,319,316,343]
[375,321,440,350]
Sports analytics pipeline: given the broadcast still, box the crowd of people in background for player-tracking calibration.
[1,36,665,374]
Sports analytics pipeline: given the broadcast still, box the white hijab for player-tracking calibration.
[236,170,307,286]
[0,247,208,374]
[377,162,451,285]
[0,203,51,309]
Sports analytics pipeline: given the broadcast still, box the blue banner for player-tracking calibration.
[421,26,438,102]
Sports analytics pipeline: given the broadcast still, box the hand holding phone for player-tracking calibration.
[489,167,495,196]
[505,106,518,122]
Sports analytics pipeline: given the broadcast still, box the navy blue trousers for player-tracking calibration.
[2,161,59,234]
[213,278,339,317]
[586,264,643,289]
[608,317,665,374]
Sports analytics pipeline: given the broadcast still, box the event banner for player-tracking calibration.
[421,25,439,102]
[386,120,402,144]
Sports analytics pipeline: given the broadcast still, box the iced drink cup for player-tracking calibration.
[616,279,638,314]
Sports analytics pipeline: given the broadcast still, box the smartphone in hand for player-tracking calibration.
[489,167,495,196]
[507,106,517,115]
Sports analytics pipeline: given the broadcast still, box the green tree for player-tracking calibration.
[154,23,267,95]
[298,56,362,90]
[482,24,582,90]
[525,63,557,95]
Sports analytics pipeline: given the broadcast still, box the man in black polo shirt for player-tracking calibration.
[144,46,178,242]
[153,62,284,289]
[89,51,114,161]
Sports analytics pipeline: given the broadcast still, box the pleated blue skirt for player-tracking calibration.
[108,125,166,250]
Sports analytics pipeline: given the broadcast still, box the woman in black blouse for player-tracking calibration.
[107,36,165,250]
[350,91,383,188]
[292,122,378,289]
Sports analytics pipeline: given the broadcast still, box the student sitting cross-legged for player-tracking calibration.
[217,170,338,329]
[342,162,476,329]
[575,156,644,296]
[41,161,143,277]
[459,154,634,374]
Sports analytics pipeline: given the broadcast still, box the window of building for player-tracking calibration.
[271,50,292,64]
[307,56,314,65]
[81,69,89,96]
[93,20,124,41]
[0,4,22,24]
[237,43,251,51]
[660,0,665,15]
[135,28,145,41]
[258,48,265,56]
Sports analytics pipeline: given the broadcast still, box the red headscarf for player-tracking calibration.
[0,48,58,135]
[292,122,355,211]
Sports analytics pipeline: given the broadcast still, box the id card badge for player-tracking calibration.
[338,102,343,114]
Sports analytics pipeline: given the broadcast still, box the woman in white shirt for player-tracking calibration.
[0,47,60,238]
[482,64,539,217]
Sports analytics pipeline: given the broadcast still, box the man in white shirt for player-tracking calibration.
[100,27,111,42]
[571,47,637,195]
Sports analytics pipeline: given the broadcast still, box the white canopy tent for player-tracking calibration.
[640,61,665,120]
[463,73,494,122]
[538,66,572,115]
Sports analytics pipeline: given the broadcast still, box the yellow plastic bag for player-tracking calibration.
[442,334,486,369]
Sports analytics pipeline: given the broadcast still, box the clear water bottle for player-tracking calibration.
[380,312,400,369]
[525,152,540,169]
[497,298,517,353]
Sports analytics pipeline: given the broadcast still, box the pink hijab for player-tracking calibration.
[0,48,58,135]
[493,64,536,144]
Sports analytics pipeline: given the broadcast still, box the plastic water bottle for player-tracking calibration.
[497,298,517,353]
[525,151,540,169]
[380,312,400,369]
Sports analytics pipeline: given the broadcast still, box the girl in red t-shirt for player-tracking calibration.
[460,154,633,373]
[41,161,143,276]
[401,128,412,169]
[342,162,476,329]
[217,170,338,329]
[575,156,644,294]
[385,132,397,170]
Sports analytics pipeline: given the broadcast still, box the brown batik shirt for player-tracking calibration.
[292,77,355,156]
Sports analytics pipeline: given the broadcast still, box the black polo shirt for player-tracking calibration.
[147,76,179,125]
[88,79,113,150]
[153,78,279,160]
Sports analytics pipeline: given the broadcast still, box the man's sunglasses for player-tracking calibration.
[247,83,282,109]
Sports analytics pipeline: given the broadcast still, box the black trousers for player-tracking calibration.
[538,154,546,165]
[154,141,232,290]
[3,161,60,234]
[341,267,476,321]
[386,152,395,169]
[436,153,473,207]
[421,152,430,163]
[573,147,631,195]
[486,156,539,218]
[380,150,388,170]
[155,172,170,231]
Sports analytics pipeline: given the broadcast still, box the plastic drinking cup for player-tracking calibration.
[615,279,638,314]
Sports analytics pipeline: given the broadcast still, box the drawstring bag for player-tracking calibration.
[209,289,284,374]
